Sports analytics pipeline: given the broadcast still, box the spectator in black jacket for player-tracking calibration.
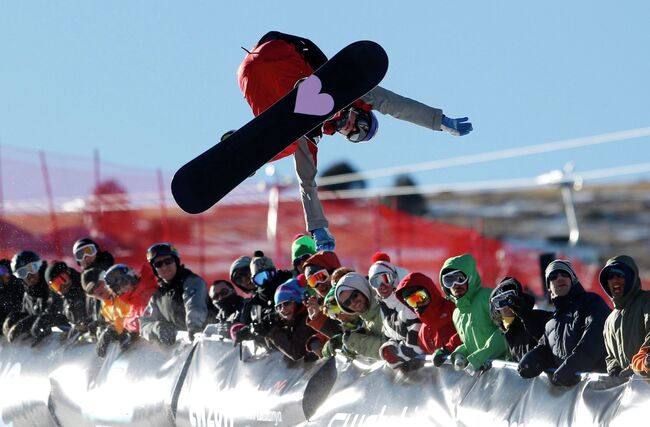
[45,261,94,336]
[0,259,24,335]
[140,243,213,344]
[210,279,244,324]
[518,260,611,386]
[4,251,68,344]
[489,277,552,362]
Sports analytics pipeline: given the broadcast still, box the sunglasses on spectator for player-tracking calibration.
[153,258,175,269]
[49,272,71,294]
[14,261,43,280]
[253,270,274,286]
[548,271,571,282]
[402,288,430,309]
[306,269,330,288]
[369,271,395,289]
[74,244,97,262]
[340,290,362,310]
[275,300,294,311]
[442,270,468,289]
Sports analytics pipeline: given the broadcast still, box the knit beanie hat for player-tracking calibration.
[544,260,578,288]
[335,272,372,314]
[291,234,316,263]
[45,261,69,283]
[274,280,303,306]
[303,251,342,273]
[250,251,275,277]
[229,256,251,281]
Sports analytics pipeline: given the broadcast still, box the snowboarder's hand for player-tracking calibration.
[311,228,335,252]
[441,115,473,136]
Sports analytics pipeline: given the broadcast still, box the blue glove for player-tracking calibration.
[441,115,473,136]
[311,227,335,251]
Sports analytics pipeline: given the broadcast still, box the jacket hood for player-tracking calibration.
[302,251,341,273]
[396,272,448,323]
[334,272,375,315]
[439,254,482,304]
[599,255,640,308]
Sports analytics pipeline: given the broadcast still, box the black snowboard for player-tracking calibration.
[171,40,389,214]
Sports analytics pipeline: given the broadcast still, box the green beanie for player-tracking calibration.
[291,234,316,263]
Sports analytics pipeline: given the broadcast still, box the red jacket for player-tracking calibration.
[237,39,317,162]
[119,263,158,333]
[396,272,461,354]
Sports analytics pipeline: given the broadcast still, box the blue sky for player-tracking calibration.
[2,1,649,196]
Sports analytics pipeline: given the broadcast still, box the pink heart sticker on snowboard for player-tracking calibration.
[294,75,335,116]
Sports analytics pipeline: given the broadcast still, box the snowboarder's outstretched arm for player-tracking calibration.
[362,86,472,136]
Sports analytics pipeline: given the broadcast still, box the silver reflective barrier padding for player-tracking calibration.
[1,333,649,426]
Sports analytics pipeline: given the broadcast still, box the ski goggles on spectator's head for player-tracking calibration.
[491,289,517,310]
[14,260,43,280]
[275,300,294,311]
[442,270,468,289]
[49,272,71,294]
[306,269,330,288]
[402,288,431,309]
[607,268,626,280]
[74,244,97,262]
[369,271,395,289]
[253,270,274,286]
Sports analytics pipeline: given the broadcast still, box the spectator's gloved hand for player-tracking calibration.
[311,228,336,252]
[30,315,53,346]
[508,295,527,317]
[153,321,177,346]
[96,327,119,358]
[432,348,450,367]
[188,327,201,341]
[86,320,105,337]
[232,324,253,345]
[322,334,343,358]
[441,115,473,137]
[400,358,425,373]
[466,359,492,376]
[518,356,545,378]
[6,315,36,343]
[380,343,404,369]
[608,365,623,377]
[452,353,468,371]
[551,364,580,387]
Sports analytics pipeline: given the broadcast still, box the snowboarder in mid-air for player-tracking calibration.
[236,31,473,251]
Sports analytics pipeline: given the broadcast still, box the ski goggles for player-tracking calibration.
[441,270,469,289]
[14,260,43,280]
[253,270,274,286]
[491,289,517,310]
[74,244,97,262]
[49,272,71,294]
[369,271,395,289]
[402,288,430,309]
[275,300,294,311]
[306,269,330,288]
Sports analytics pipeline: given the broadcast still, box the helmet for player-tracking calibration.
[11,250,43,280]
[146,243,180,264]
[73,238,99,264]
[103,264,138,294]
[336,107,378,143]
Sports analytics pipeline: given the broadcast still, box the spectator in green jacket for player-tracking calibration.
[334,272,385,360]
[599,255,650,377]
[440,254,507,374]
